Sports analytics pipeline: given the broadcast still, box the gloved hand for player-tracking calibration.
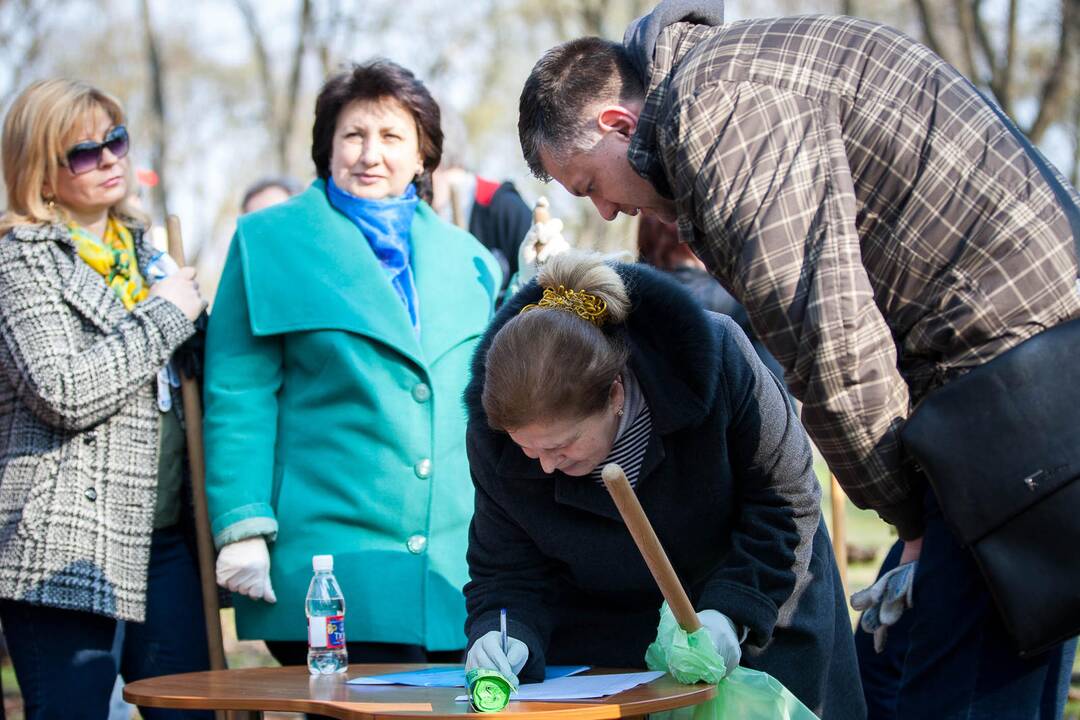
[697,609,742,679]
[465,630,529,688]
[850,560,916,653]
[215,536,277,603]
[516,216,571,286]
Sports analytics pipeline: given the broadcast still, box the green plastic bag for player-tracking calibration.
[646,603,819,720]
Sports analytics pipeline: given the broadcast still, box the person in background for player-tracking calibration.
[431,159,531,298]
[240,176,303,215]
[637,214,785,386]
[0,79,209,719]
[463,251,863,718]
[204,60,501,668]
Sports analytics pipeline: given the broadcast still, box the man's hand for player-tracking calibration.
[216,536,277,603]
[850,561,916,653]
[516,217,571,285]
[697,610,742,678]
[465,631,529,687]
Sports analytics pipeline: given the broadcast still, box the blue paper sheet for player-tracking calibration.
[346,664,590,688]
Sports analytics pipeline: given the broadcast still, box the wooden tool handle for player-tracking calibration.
[532,197,551,224]
[164,216,227,682]
[601,463,702,633]
[166,215,185,264]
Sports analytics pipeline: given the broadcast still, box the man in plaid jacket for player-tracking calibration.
[517,0,1079,717]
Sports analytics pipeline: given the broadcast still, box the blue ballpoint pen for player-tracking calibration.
[500,607,508,657]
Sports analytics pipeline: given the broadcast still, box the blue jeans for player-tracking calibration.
[0,526,212,720]
[857,493,1077,719]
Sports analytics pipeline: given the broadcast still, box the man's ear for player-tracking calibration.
[596,105,639,138]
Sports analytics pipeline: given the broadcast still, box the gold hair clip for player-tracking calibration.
[520,285,609,327]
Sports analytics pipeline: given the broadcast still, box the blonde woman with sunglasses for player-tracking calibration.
[0,79,210,719]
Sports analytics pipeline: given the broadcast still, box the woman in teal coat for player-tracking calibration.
[203,61,500,667]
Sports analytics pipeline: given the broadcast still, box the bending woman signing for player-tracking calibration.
[463,252,863,719]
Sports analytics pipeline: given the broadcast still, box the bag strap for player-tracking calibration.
[969,81,1080,271]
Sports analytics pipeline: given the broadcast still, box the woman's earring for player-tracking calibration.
[616,406,625,417]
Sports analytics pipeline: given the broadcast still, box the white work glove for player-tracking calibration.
[850,561,916,653]
[215,536,277,603]
[466,630,529,687]
[516,217,571,286]
[698,609,742,678]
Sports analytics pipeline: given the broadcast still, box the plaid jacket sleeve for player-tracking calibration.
[0,241,194,433]
[661,81,925,537]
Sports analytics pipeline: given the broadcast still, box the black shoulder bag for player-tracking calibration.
[900,86,1080,657]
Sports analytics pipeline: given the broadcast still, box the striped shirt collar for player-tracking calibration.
[589,368,652,487]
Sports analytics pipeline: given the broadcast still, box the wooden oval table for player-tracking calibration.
[124,664,716,719]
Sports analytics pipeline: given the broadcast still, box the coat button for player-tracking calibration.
[414,458,432,479]
[84,487,98,502]
[406,534,427,554]
[411,383,431,403]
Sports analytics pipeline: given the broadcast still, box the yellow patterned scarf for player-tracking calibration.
[68,216,148,310]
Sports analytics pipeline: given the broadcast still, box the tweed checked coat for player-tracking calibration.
[623,9,1080,537]
[0,221,194,622]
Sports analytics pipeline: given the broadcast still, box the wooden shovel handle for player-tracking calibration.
[165,216,227,675]
[601,463,702,633]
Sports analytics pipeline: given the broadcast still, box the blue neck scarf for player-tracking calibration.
[326,177,422,335]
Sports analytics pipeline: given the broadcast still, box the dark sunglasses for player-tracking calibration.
[62,125,129,175]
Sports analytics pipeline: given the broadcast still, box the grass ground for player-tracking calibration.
[0,461,1076,718]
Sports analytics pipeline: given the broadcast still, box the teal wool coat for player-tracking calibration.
[204,180,500,647]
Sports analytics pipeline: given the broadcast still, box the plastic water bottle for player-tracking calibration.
[306,554,347,674]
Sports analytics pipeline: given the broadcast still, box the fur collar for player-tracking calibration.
[465,262,721,434]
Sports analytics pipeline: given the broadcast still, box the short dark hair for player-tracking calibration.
[518,37,643,181]
[311,60,443,203]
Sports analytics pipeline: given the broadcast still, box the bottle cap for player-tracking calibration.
[312,554,333,572]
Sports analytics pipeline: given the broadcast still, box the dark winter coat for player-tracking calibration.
[463,264,864,718]
[468,179,532,292]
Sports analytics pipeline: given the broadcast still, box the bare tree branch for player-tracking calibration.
[139,0,169,220]
[910,0,946,60]
[1000,0,1018,111]
[952,0,980,81]
[0,0,54,107]
[234,0,279,169]
[279,0,313,175]
[1026,0,1078,142]
[1070,92,1080,188]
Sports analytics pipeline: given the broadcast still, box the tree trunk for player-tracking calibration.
[910,0,945,59]
[139,0,169,221]
[1026,0,1078,142]
[951,0,980,82]
[234,0,278,171]
[1071,94,1080,188]
[278,0,313,175]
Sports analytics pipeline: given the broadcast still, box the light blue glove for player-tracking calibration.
[850,561,916,653]
[698,610,742,679]
[465,631,529,687]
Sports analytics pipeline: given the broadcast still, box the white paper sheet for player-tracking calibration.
[453,670,666,702]
[347,664,589,687]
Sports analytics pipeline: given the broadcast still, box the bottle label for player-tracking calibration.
[308,615,345,649]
